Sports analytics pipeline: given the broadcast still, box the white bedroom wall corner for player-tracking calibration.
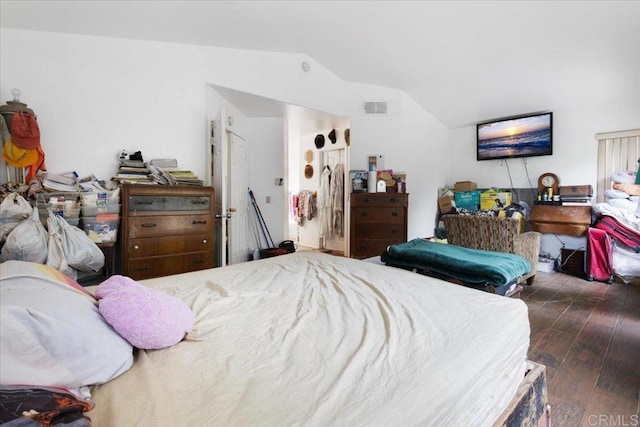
[0,29,352,181]
[398,91,449,239]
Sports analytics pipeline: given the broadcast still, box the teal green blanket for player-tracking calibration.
[381,239,531,287]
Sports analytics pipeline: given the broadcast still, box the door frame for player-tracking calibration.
[211,109,228,267]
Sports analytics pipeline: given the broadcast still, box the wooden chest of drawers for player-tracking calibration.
[350,192,408,259]
[120,184,215,280]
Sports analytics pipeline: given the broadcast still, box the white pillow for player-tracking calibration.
[0,261,133,389]
[605,189,630,199]
[611,170,636,184]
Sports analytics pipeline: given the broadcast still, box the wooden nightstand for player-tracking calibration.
[530,204,592,236]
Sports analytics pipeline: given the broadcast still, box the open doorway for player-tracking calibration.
[206,85,350,258]
[287,123,350,255]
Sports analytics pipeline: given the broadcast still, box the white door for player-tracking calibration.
[211,109,250,266]
[228,133,249,265]
[211,109,228,267]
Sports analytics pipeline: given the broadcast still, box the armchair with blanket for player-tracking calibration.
[442,214,541,285]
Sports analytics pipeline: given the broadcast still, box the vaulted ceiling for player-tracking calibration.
[1,1,638,129]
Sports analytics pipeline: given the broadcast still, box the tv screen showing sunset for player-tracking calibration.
[477,113,552,160]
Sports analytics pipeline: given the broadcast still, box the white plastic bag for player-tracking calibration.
[0,193,32,244]
[60,217,105,272]
[0,221,21,245]
[0,192,32,223]
[0,207,48,263]
[46,210,78,280]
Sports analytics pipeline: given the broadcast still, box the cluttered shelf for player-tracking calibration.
[437,181,594,236]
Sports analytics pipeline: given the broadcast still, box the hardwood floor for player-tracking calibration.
[521,271,640,427]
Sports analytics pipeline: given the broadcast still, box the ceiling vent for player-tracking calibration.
[363,100,389,115]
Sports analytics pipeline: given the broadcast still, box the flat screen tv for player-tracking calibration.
[477,112,552,161]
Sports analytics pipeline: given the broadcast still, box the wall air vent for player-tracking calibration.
[363,100,389,115]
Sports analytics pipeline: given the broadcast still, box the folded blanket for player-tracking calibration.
[381,239,531,287]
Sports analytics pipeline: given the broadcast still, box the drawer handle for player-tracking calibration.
[392,212,398,217]
[390,198,396,203]
[193,259,204,264]
[133,245,140,250]
[133,200,153,205]
[192,220,207,225]
[135,266,151,271]
[202,239,208,245]
[141,223,157,228]
[360,212,367,217]
[391,230,398,235]
[191,200,208,205]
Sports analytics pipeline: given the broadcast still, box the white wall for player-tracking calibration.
[0,28,351,181]
[246,118,285,245]
[0,28,447,247]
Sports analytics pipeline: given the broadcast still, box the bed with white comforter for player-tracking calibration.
[83,251,530,426]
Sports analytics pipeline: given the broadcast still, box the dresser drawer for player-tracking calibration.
[126,252,215,280]
[351,193,408,207]
[127,195,211,212]
[127,214,213,238]
[351,238,404,259]
[127,234,212,258]
[352,223,406,240]
[352,207,405,224]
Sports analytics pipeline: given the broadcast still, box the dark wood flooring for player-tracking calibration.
[521,271,640,427]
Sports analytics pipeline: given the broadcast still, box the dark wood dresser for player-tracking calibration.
[350,192,408,259]
[120,184,215,280]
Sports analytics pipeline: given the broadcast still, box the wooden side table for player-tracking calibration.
[530,204,592,236]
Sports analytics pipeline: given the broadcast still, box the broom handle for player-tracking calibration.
[249,189,275,248]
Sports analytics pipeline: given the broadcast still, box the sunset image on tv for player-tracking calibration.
[477,113,552,160]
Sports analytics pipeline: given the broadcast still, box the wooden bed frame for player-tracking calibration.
[494,360,550,427]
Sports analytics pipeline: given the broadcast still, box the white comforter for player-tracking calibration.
[88,251,529,426]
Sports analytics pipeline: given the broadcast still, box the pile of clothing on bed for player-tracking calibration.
[592,170,640,283]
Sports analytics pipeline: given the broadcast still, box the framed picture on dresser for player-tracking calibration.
[350,170,368,192]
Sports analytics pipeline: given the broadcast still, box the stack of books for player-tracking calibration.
[560,185,593,206]
[43,172,78,192]
[145,163,204,186]
[113,160,154,184]
[165,170,204,186]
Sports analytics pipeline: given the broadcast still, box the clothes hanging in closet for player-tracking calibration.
[318,165,332,239]
[290,190,317,225]
[318,161,345,240]
[330,163,345,237]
